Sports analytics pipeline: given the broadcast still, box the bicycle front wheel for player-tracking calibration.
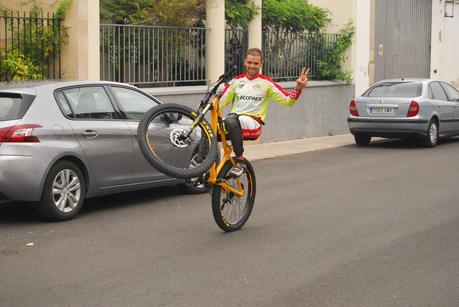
[137,103,218,179]
[212,158,256,232]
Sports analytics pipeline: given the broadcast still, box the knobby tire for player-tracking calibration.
[137,103,218,179]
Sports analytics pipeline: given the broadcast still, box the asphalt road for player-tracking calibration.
[1,138,459,306]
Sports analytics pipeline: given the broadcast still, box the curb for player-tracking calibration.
[243,134,355,161]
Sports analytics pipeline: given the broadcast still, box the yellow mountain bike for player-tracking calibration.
[137,69,256,232]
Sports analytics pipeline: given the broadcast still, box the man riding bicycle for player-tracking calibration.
[219,48,310,176]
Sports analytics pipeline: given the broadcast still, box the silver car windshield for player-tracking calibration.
[0,95,22,121]
[364,82,422,97]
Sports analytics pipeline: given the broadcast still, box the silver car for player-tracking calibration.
[0,81,205,221]
[347,78,459,147]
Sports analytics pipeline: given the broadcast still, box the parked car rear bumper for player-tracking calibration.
[0,151,49,202]
[347,117,429,138]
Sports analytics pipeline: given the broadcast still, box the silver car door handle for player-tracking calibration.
[81,130,98,138]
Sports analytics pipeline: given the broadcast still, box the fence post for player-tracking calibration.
[62,0,100,80]
[206,0,225,83]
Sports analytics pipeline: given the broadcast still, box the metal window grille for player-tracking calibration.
[0,11,62,81]
[100,24,207,87]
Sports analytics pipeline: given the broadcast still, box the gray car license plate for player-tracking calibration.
[371,107,394,114]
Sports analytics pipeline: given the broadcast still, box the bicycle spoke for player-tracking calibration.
[218,171,251,226]
[142,110,211,172]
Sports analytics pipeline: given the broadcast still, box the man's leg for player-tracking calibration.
[239,115,262,141]
[224,113,244,160]
[224,114,262,177]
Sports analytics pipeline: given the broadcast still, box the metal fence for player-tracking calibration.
[225,29,344,82]
[225,28,248,76]
[100,24,345,87]
[100,24,207,86]
[263,30,343,81]
[0,11,62,81]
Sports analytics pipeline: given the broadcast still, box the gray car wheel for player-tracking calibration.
[421,119,439,148]
[177,175,209,194]
[36,161,86,221]
[354,134,371,146]
[177,152,211,194]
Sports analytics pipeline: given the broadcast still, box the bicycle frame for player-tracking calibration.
[206,95,244,197]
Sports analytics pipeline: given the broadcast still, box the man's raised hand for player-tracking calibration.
[296,67,310,91]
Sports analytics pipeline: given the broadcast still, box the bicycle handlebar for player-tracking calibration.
[200,66,238,107]
[217,65,238,85]
[188,66,238,138]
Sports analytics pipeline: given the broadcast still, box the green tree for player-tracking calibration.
[260,0,331,80]
[100,0,205,27]
[315,21,355,82]
[263,0,330,32]
[225,0,258,29]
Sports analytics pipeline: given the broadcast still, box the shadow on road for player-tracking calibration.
[354,136,459,149]
[80,185,183,216]
[0,201,39,225]
[0,184,187,224]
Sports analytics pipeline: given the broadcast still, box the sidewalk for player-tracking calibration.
[243,134,355,161]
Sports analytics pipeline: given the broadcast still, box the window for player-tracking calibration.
[440,82,459,101]
[429,82,448,101]
[54,91,73,117]
[61,87,117,119]
[110,87,158,120]
[0,94,22,121]
[365,82,422,97]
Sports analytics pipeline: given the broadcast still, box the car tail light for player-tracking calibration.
[0,124,42,142]
[349,100,359,116]
[407,101,420,117]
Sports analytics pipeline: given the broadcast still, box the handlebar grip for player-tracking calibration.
[218,66,238,82]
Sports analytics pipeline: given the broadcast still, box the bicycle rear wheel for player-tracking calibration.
[211,159,256,232]
[137,103,218,179]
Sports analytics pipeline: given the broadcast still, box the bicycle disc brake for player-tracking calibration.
[169,128,193,147]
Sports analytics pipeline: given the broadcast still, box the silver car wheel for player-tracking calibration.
[52,169,81,213]
[429,121,438,145]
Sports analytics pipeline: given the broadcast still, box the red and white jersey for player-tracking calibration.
[219,73,302,122]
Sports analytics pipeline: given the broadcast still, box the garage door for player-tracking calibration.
[375,0,432,81]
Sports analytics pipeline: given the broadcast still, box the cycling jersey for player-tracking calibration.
[219,73,302,123]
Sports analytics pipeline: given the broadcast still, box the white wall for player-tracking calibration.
[431,0,459,88]
[310,0,371,96]
[309,0,354,33]
[353,0,371,96]
[309,0,355,76]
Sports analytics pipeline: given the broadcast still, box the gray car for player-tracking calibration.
[0,80,205,221]
[347,78,459,147]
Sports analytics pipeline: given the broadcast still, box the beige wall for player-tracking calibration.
[309,0,372,96]
[62,0,99,80]
[248,0,262,49]
[309,0,355,33]
[205,0,225,83]
[308,0,355,73]
[0,0,60,13]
